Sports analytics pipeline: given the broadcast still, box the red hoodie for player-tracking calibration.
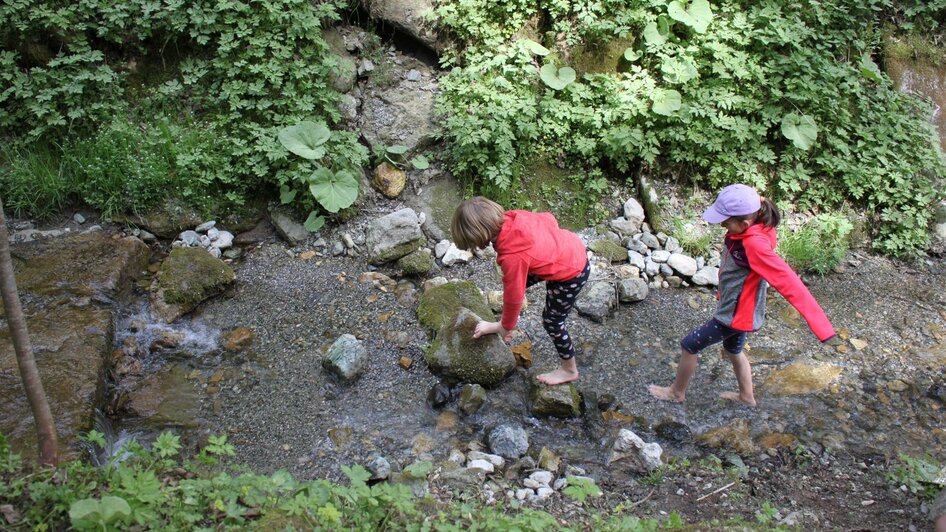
[716,223,835,342]
[494,211,587,330]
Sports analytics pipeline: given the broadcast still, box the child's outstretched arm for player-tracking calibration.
[743,236,836,342]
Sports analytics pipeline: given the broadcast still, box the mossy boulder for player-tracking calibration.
[113,197,203,238]
[589,239,628,263]
[426,308,515,387]
[417,280,493,332]
[529,380,581,418]
[152,247,235,322]
[398,249,434,276]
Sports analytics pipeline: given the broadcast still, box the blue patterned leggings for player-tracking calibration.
[527,260,590,360]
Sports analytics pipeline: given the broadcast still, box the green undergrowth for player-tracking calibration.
[435,0,946,256]
[778,213,854,275]
[0,432,693,531]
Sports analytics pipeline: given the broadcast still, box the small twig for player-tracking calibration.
[628,488,655,508]
[696,481,736,502]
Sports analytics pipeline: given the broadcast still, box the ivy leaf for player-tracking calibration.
[410,155,430,169]
[623,47,641,62]
[279,185,297,204]
[860,53,884,83]
[661,56,698,83]
[304,211,325,232]
[278,121,331,160]
[781,113,818,150]
[651,88,682,115]
[309,168,358,213]
[667,0,713,33]
[540,64,577,90]
[519,38,550,56]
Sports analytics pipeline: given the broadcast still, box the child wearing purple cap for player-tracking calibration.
[648,184,836,406]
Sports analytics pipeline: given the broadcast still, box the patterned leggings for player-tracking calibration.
[526,260,590,360]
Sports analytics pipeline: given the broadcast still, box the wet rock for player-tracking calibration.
[696,419,756,456]
[667,253,698,277]
[426,308,515,387]
[488,424,529,459]
[222,327,254,352]
[417,280,493,332]
[576,281,617,322]
[763,362,843,396]
[691,266,719,286]
[125,365,199,428]
[150,330,185,352]
[397,249,433,275]
[927,381,946,404]
[151,248,236,323]
[458,384,486,415]
[618,278,649,303]
[589,240,628,263]
[607,429,663,472]
[322,334,368,383]
[366,456,391,480]
[529,380,581,418]
[427,382,451,408]
[373,162,406,198]
[655,420,692,443]
[366,208,425,265]
[269,208,309,246]
[759,432,798,450]
[113,198,203,238]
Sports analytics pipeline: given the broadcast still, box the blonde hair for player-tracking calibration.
[451,197,505,251]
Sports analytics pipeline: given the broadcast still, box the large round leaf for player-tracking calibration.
[643,18,669,46]
[668,0,713,33]
[308,168,359,213]
[860,53,884,83]
[540,64,577,91]
[519,38,550,56]
[780,113,818,150]
[651,88,682,116]
[278,121,331,160]
[304,211,325,232]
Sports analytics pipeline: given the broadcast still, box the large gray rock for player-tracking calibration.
[488,424,529,459]
[623,198,646,230]
[668,253,698,277]
[426,308,515,387]
[366,208,426,265]
[270,208,309,246]
[609,217,639,236]
[322,334,368,383]
[692,266,720,286]
[151,247,235,323]
[358,60,438,154]
[530,381,581,418]
[627,249,646,270]
[618,278,649,303]
[576,281,616,322]
[362,0,444,52]
[607,429,663,473]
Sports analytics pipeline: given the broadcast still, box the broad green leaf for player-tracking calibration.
[651,88,682,115]
[643,20,667,46]
[410,155,429,169]
[342,464,372,485]
[661,56,698,83]
[781,113,818,150]
[519,38,550,56]
[540,64,577,90]
[99,496,131,523]
[668,0,713,33]
[386,145,408,155]
[623,48,641,62]
[309,168,359,213]
[860,53,883,83]
[69,499,101,523]
[403,460,433,478]
[304,211,325,232]
[279,185,297,204]
[278,121,331,160]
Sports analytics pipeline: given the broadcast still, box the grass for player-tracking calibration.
[777,213,853,275]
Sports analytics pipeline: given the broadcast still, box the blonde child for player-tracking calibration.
[452,197,590,385]
[648,184,836,406]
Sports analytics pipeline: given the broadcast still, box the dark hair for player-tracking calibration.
[733,197,780,228]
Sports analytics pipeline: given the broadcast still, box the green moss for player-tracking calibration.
[572,37,635,75]
[884,31,946,65]
[589,239,627,263]
[158,247,235,306]
[417,281,492,332]
[529,381,581,418]
[397,250,433,276]
[425,308,514,387]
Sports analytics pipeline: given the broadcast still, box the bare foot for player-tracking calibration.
[719,391,757,407]
[536,368,579,385]
[647,385,685,403]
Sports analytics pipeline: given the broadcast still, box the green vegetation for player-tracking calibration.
[778,213,854,275]
[435,0,946,256]
[888,453,944,500]
[0,432,688,530]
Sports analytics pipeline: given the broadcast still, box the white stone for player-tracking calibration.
[644,259,659,276]
[466,459,494,473]
[552,478,567,490]
[651,250,671,263]
[528,470,553,486]
[523,478,543,489]
[610,217,640,235]
[448,449,466,465]
[667,253,698,277]
[211,231,234,250]
[207,228,220,240]
[435,239,451,258]
[627,250,646,270]
[441,244,473,266]
[692,267,720,286]
[468,451,505,469]
[623,198,646,227]
[516,489,533,501]
[195,220,216,232]
[536,487,554,499]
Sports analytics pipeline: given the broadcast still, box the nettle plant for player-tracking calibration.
[278,121,362,232]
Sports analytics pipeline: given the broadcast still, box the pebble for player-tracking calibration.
[861,500,875,506]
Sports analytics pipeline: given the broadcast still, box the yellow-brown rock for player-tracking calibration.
[222,327,254,352]
[696,419,756,456]
[373,162,406,198]
[763,362,843,396]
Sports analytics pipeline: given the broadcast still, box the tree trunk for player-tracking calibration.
[0,197,58,466]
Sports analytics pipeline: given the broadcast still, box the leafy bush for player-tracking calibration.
[887,453,944,500]
[435,0,946,256]
[778,213,854,275]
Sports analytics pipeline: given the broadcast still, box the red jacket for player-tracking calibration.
[716,224,835,342]
[494,211,587,330]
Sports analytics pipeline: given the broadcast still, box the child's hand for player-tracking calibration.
[472,320,510,340]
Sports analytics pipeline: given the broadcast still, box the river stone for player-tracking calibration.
[270,208,309,246]
[124,364,199,428]
[435,466,485,495]
[696,419,756,456]
[366,456,392,480]
[609,217,639,236]
[458,384,486,415]
[441,243,473,266]
[366,208,426,265]
[618,278,649,303]
[665,236,681,253]
[435,239,451,258]
[322,334,368,383]
[644,258,659,277]
[397,249,433,275]
[488,424,529,459]
[221,327,254,352]
[152,248,235,323]
[589,240,628,263]
[426,382,451,408]
[373,161,406,198]
[363,0,444,53]
[417,280,492,332]
[641,232,660,250]
[763,362,843,396]
[668,253,698,277]
[650,249,670,263]
[627,238,649,255]
[606,429,663,472]
[691,266,719,286]
[623,198,646,229]
[627,250,646,270]
[211,231,234,250]
[426,308,515,387]
[576,281,616,322]
[113,197,203,238]
[529,380,581,418]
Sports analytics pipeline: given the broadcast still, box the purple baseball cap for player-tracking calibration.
[703,184,761,223]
